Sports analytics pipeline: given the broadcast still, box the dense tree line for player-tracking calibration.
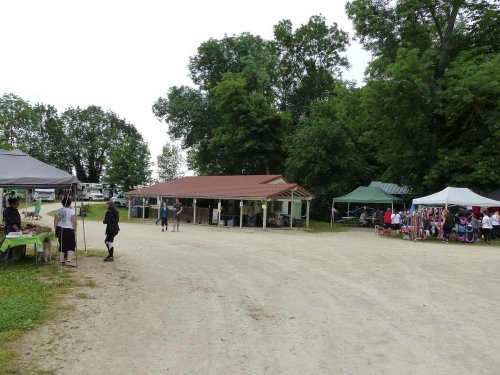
[0,94,152,191]
[154,3,499,217]
[2,2,497,217]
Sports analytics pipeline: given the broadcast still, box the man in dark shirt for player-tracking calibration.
[442,209,456,243]
[172,198,183,232]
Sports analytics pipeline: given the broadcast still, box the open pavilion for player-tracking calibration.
[126,175,314,229]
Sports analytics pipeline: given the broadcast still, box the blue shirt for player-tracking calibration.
[160,206,169,218]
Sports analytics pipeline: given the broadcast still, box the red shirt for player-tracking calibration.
[384,211,392,224]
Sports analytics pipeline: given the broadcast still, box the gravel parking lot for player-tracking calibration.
[15,203,500,374]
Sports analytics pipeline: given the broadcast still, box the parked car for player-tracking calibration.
[111,193,128,207]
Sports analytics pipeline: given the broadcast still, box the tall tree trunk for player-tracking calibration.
[428,2,461,155]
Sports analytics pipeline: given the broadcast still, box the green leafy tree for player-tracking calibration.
[210,74,290,174]
[154,32,284,175]
[157,142,184,181]
[346,0,499,193]
[0,93,39,150]
[60,105,152,186]
[154,16,351,178]
[0,94,73,172]
[188,33,276,94]
[104,136,152,191]
[153,86,220,174]
[272,15,350,121]
[285,100,369,217]
[426,52,500,192]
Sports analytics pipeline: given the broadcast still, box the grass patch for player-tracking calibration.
[0,247,104,374]
[302,220,348,233]
[0,264,77,374]
[48,203,151,224]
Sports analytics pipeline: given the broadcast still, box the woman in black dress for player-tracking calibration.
[103,200,120,262]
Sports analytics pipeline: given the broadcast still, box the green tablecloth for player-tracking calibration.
[0,232,55,252]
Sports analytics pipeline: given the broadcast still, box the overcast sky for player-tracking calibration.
[0,0,371,176]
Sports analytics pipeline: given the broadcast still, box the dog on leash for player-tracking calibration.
[37,237,52,263]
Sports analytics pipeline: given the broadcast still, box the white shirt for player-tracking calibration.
[56,207,75,229]
[482,215,493,229]
[491,214,500,226]
[391,213,401,224]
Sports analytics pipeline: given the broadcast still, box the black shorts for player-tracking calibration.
[105,232,119,243]
[161,217,168,226]
[57,227,76,252]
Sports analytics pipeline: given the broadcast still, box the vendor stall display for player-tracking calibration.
[0,224,55,265]
[0,149,78,266]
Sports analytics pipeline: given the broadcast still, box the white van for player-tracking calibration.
[34,189,56,202]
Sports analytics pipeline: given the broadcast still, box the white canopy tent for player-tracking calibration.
[412,187,500,208]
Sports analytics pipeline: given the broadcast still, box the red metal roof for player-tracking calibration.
[127,175,314,200]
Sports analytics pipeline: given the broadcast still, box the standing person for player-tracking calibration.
[481,210,493,244]
[34,197,42,219]
[470,214,481,242]
[103,200,120,262]
[391,211,402,234]
[3,197,21,234]
[384,208,392,229]
[491,211,500,240]
[160,199,169,232]
[2,192,7,214]
[54,195,77,267]
[442,209,455,243]
[172,198,183,232]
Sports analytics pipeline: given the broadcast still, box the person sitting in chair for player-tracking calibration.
[359,211,369,227]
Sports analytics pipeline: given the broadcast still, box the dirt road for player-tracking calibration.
[15,203,500,374]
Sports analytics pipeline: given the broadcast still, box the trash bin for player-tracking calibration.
[131,206,141,218]
[227,218,234,227]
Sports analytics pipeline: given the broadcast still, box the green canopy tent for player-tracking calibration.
[331,186,403,225]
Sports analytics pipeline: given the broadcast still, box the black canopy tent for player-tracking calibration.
[0,149,78,211]
[1,149,80,264]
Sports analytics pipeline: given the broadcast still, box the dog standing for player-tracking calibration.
[37,237,52,262]
[21,210,42,220]
[22,210,35,219]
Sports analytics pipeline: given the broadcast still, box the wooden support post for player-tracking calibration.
[239,200,243,229]
[262,201,267,230]
[306,200,310,228]
[193,198,197,225]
